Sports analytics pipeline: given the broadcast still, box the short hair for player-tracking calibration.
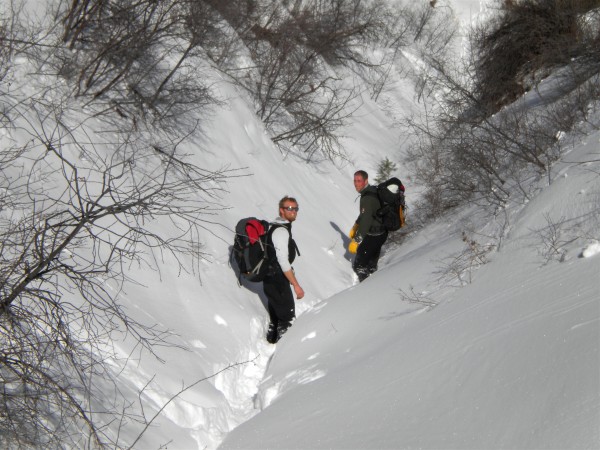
[354,170,368,180]
[279,196,298,209]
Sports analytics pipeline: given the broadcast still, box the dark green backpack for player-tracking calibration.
[368,177,406,231]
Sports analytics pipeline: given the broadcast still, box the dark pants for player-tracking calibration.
[353,232,388,282]
[263,271,295,330]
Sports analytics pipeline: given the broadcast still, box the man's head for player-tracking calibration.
[353,170,369,193]
[278,196,299,222]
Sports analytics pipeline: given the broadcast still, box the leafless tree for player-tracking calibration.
[56,0,218,123]
[0,1,253,445]
[405,0,600,220]
[212,0,359,161]
[472,0,600,114]
[195,0,457,162]
[206,0,405,161]
[0,10,13,83]
[0,92,241,447]
[290,0,384,66]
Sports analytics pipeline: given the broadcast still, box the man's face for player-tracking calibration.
[280,201,299,222]
[354,174,368,192]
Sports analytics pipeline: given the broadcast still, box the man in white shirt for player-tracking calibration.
[264,196,304,343]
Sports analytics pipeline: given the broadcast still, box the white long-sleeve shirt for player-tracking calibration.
[270,217,292,273]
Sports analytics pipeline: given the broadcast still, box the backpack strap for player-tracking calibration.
[362,189,380,204]
[267,223,301,262]
[361,189,382,220]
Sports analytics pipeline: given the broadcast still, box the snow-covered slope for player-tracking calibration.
[218,127,600,450]
[4,0,599,448]
[86,61,422,449]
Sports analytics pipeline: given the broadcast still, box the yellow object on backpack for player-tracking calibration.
[399,204,406,228]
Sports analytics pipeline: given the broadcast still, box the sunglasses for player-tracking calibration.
[283,206,299,212]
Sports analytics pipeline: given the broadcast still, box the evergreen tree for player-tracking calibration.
[375,157,397,183]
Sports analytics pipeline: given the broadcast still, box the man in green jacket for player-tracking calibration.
[348,170,388,282]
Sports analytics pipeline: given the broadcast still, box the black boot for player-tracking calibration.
[357,271,370,282]
[355,266,370,282]
[266,323,278,344]
[276,324,290,342]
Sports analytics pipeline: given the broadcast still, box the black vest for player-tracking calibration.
[266,223,299,269]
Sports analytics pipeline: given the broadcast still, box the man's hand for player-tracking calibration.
[348,239,358,254]
[284,269,304,299]
[349,223,358,239]
[293,284,305,300]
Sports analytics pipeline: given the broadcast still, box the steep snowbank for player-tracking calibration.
[219,126,600,450]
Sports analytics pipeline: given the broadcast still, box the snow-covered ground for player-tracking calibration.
[123,54,599,450]
[219,126,600,449]
[2,0,599,448]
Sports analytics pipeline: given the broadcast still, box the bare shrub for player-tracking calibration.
[532,213,573,263]
[472,0,600,114]
[214,1,363,161]
[434,232,495,286]
[398,286,438,309]
[201,0,258,31]
[0,0,36,85]
[290,0,385,66]
[201,0,458,161]
[531,205,600,264]
[270,81,360,162]
[0,14,12,82]
[57,0,217,123]
[0,97,240,447]
[408,103,564,217]
[405,1,600,219]
[209,0,458,162]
